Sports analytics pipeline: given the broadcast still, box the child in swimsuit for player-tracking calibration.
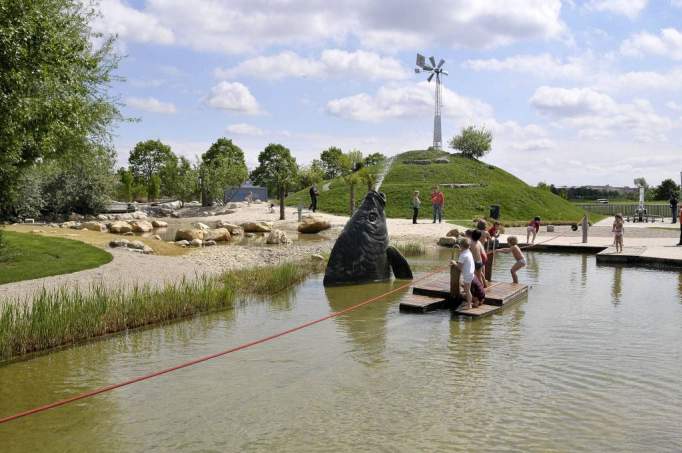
[497,236,526,284]
[612,213,624,253]
[452,238,475,310]
[526,216,541,244]
[470,229,488,287]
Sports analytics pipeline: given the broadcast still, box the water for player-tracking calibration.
[373,156,395,192]
[1,252,681,452]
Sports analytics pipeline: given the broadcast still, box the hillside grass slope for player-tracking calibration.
[287,149,587,223]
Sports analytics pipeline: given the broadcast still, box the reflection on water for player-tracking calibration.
[1,253,682,452]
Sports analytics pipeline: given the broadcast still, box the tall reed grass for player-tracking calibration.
[0,260,325,362]
[393,241,426,256]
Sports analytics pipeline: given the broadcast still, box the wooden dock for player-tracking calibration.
[400,270,529,318]
[596,246,646,264]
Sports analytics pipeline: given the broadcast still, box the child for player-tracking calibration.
[497,236,526,284]
[612,213,624,253]
[411,190,421,224]
[452,238,475,310]
[268,203,275,214]
[470,229,488,288]
[488,221,501,248]
[526,216,541,244]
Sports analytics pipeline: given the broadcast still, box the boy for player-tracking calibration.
[452,238,475,310]
[497,236,526,284]
[470,229,488,287]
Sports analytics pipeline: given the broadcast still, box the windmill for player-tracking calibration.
[415,53,448,149]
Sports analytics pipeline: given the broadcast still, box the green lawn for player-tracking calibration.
[0,231,112,284]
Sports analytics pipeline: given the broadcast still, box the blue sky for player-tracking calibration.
[97,0,682,186]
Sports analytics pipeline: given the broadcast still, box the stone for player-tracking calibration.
[109,220,133,234]
[215,220,242,234]
[547,225,555,232]
[160,200,182,210]
[266,229,291,245]
[437,236,457,247]
[175,228,204,241]
[60,221,80,229]
[202,211,210,216]
[152,220,168,228]
[114,213,133,221]
[190,238,203,247]
[245,232,256,238]
[69,223,84,230]
[96,214,109,221]
[298,216,331,234]
[204,240,217,246]
[203,228,231,242]
[194,222,210,230]
[175,240,190,247]
[132,211,148,219]
[142,245,154,254]
[131,220,153,233]
[446,228,460,238]
[128,240,146,250]
[227,203,239,209]
[311,254,325,261]
[152,234,162,240]
[170,211,181,218]
[253,199,262,204]
[48,223,60,228]
[109,239,130,248]
[434,157,449,164]
[82,221,107,232]
[241,221,272,233]
[69,212,84,221]
[123,232,134,236]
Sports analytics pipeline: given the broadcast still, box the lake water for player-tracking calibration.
[1,252,681,452]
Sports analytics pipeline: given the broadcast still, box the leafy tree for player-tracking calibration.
[345,149,364,172]
[0,0,121,217]
[117,168,134,202]
[359,168,378,192]
[297,160,325,189]
[653,179,680,200]
[148,175,161,201]
[250,144,298,220]
[449,126,493,159]
[158,153,180,198]
[320,146,344,179]
[633,177,648,188]
[363,152,386,167]
[176,157,199,205]
[128,140,175,200]
[199,138,248,206]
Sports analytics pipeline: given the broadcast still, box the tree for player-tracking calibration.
[320,146,344,179]
[128,140,175,201]
[250,144,298,220]
[117,168,134,202]
[0,0,121,217]
[449,126,493,159]
[297,160,325,190]
[345,149,364,172]
[363,152,386,167]
[633,177,648,188]
[359,168,378,192]
[176,157,199,205]
[158,153,180,198]
[653,179,680,200]
[199,138,248,206]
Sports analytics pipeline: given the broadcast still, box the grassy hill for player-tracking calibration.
[287,149,588,224]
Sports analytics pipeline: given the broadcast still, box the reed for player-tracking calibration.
[393,241,426,256]
[0,259,326,362]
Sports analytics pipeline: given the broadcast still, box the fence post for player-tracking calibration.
[582,214,589,244]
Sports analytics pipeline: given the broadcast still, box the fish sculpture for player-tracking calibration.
[323,191,413,286]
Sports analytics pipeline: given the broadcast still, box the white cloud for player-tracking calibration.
[509,138,557,152]
[594,67,682,92]
[462,53,590,80]
[226,123,265,136]
[92,0,174,45]
[205,82,262,115]
[125,96,177,114]
[530,86,676,142]
[326,82,493,123]
[666,101,682,111]
[586,0,648,18]
[620,28,682,59]
[215,49,408,81]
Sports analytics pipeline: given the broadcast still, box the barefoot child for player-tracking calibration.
[451,238,475,310]
[470,229,488,287]
[612,213,624,253]
[497,236,526,284]
[526,217,541,244]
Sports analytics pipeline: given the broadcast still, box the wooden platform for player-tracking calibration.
[596,246,646,264]
[398,294,449,313]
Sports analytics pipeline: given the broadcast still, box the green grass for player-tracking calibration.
[287,149,588,223]
[0,231,113,284]
[0,260,325,362]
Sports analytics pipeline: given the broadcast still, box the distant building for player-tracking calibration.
[224,180,268,203]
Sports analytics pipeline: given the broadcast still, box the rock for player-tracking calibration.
[60,221,80,229]
[123,232,134,236]
[69,212,84,221]
[434,157,450,164]
[253,199,262,204]
[128,240,146,250]
[170,211,181,218]
[109,220,133,234]
[175,240,190,247]
[202,211,210,216]
[266,229,290,245]
[311,254,325,261]
[69,223,84,230]
[175,228,204,241]
[204,240,217,246]
[190,238,203,247]
[132,211,148,219]
[152,234,162,240]
[245,232,256,238]
[547,225,555,232]
[203,228,231,242]
[194,222,210,230]
[437,236,457,247]
[446,228,460,238]
[213,208,235,216]
[215,220,242,234]
[404,159,431,165]
[113,213,133,220]
[186,201,201,207]
[130,220,153,233]
[298,216,331,234]
[227,203,240,209]
[160,200,182,210]
[82,221,107,232]
[48,223,60,228]
[152,220,168,228]
[241,221,272,233]
[109,239,130,248]
[96,214,109,221]
[142,245,154,254]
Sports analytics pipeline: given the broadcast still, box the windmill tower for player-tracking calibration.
[415,53,448,149]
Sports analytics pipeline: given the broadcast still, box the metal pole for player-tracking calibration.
[582,213,589,244]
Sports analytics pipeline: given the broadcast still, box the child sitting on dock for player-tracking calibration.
[612,213,624,253]
[452,238,475,310]
[526,217,541,244]
[496,236,526,284]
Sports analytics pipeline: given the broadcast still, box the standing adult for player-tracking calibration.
[431,185,444,224]
[678,207,682,246]
[411,190,421,224]
[309,184,319,212]
[670,195,678,224]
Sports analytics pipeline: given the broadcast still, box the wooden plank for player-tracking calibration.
[398,294,448,313]
[412,273,451,299]
[484,282,528,306]
[455,303,502,318]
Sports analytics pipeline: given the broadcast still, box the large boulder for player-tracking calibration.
[152,220,168,228]
[82,221,107,232]
[113,213,133,221]
[446,228,460,238]
[175,228,204,241]
[203,228,231,242]
[96,214,109,221]
[266,229,291,245]
[175,240,190,247]
[131,220,153,233]
[216,220,242,235]
[132,211,148,219]
[109,220,132,234]
[60,221,80,229]
[190,238,203,247]
[194,222,211,230]
[298,216,331,234]
[109,239,130,248]
[437,236,457,247]
[241,221,272,233]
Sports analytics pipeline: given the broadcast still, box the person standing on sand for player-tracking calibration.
[309,184,319,212]
[411,190,421,224]
[671,195,678,224]
[431,186,444,223]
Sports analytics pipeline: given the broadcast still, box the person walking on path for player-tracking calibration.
[309,184,319,213]
[411,190,421,224]
[671,195,678,224]
[431,186,444,223]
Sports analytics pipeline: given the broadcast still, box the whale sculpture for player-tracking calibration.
[323,191,413,286]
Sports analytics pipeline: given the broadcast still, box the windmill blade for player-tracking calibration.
[422,65,433,71]
[429,56,436,67]
[414,68,421,74]
[437,58,445,69]
[416,53,426,68]
[427,72,435,82]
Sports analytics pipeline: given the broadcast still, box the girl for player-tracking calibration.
[612,213,624,253]
[526,216,541,244]
[497,236,526,284]
[411,190,421,224]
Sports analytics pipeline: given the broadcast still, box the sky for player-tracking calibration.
[95,0,682,187]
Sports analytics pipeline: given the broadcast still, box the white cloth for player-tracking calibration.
[457,249,475,283]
